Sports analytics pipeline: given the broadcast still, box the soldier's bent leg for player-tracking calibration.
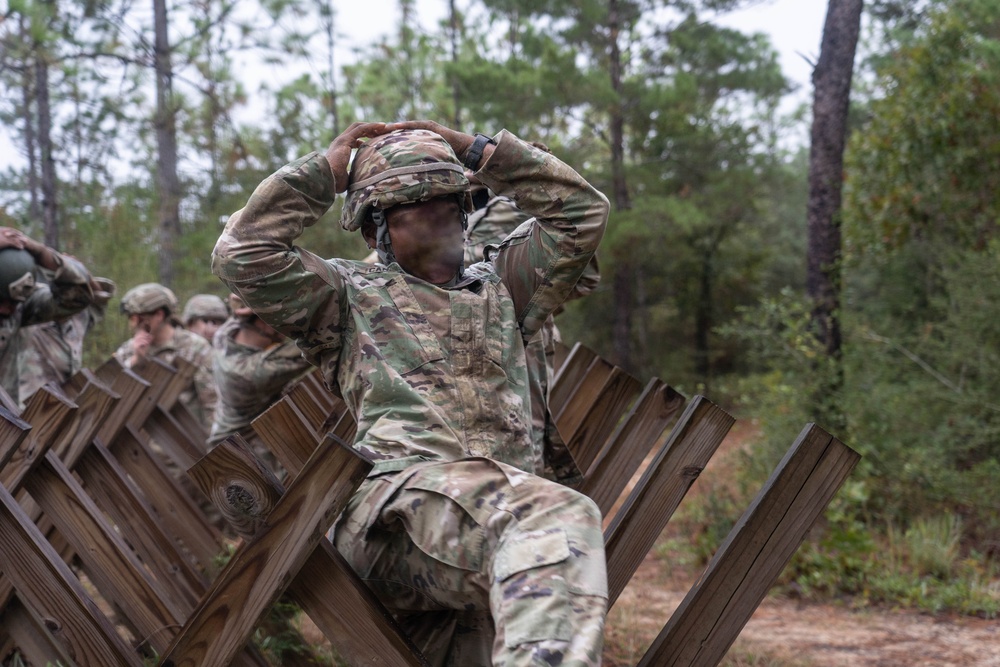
[332,459,607,667]
[484,469,607,667]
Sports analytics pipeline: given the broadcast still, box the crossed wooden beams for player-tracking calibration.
[0,344,859,667]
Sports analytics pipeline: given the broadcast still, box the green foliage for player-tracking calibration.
[845,0,1000,254]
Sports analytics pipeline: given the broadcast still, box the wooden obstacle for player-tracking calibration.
[0,343,859,666]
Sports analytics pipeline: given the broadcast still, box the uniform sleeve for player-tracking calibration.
[212,153,348,364]
[474,131,609,340]
[192,339,218,423]
[21,255,96,327]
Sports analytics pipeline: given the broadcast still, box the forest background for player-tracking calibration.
[1,0,998,623]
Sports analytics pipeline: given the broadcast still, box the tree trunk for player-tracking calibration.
[153,0,182,287]
[608,0,636,374]
[694,250,713,386]
[36,48,59,250]
[806,0,863,430]
[449,0,461,128]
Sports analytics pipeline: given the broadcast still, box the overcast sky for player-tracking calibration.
[1,0,828,172]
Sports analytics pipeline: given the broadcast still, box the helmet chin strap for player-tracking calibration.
[372,209,396,265]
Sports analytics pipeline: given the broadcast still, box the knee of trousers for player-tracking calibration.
[487,480,608,651]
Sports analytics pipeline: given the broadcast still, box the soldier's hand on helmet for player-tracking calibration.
[392,121,477,160]
[0,227,30,251]
[326,122,396,193]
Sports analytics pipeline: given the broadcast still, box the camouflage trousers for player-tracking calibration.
[331,457,607,667]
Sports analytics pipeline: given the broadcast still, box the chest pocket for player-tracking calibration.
[449,282,506,376]
[350,279,445,376]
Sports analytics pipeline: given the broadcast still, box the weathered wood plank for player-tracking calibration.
[0,596,75,667]
[553,356,615,444]
[0,387,76,492]
[252,396,322,476]
[638,424,861,667]
[144,406,206,472]
[548,342,599,418]
[604,396,735,606]
[580,379,686,516]
[24,451,186,654]
[0,406,31,470]
[161,435,373,667]
[0,482,141,666]
[187,436,427,667]
[74,439,206,608]
[565,367,643,474]
[107,425,222,569]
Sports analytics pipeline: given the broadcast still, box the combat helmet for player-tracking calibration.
[228,293,254,319]
[120,282,178,316]
[182,294,229,325]
[341,129,473,234]
[0,248,37,303]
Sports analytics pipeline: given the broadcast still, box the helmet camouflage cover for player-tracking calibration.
[182,293,229,324]
[0,248,37,302]
[120,282,178,316]
[340,129,473,232]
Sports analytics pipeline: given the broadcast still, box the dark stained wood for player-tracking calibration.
[144,405,207,472]
[0,387,76,491]
[188,436,428,667]
[565,367,643,473]
[604,396,735,605]
[0,482,142,666]
[638,424,861,666]
[0,406,31,470]
[161,435,374,667]
[24,451,186,654]
[252,396,322,476]
[580,379,686,516]
[73,440,207,607]
[0,596,75,667]
[548,342,599,418]
[553,356,615,443]
[107,425,222,569]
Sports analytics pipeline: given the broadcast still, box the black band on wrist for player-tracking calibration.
[463,133,496,171]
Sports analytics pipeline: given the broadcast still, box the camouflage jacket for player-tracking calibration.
[113,327,218,431]
[0,255,95,408]
[19,300,110,402]
[212,130,609,476]
[464,195,601,482]
[208,317,311,445]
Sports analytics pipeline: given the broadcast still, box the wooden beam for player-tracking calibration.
[161,435,373,667]
[638,424,860,667]
[604,396,735,606]
[187,436,427,667]
[0,482,141,666]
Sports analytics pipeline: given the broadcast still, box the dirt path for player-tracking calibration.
[606,556,1000,666]
[603,420,1000,666]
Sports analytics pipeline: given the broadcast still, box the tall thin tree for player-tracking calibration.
[806,0,863,430]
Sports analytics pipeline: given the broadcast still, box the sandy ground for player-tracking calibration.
[605,554,1000,667]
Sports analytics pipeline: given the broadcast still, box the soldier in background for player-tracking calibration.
[464,174,600,486]
[181,293,229,342]
[19,276,116,402]
[0,226,97,408]
[114,282,218,433]
[213,121,609,666]
[208,293,311,470]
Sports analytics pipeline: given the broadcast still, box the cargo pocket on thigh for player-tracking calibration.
[494,528,572,648]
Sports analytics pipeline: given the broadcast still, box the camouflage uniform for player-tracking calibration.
[464,196,600,485]
[0,253,95,408]
[208,316,311,449]
[114,317,218,432]
[18,277,115,402]
[213,129,610,666]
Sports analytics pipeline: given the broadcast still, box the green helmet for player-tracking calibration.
[120,282,178,316]
[340,129,472,233]
[0,248,37,302]
[182,294,229,325]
